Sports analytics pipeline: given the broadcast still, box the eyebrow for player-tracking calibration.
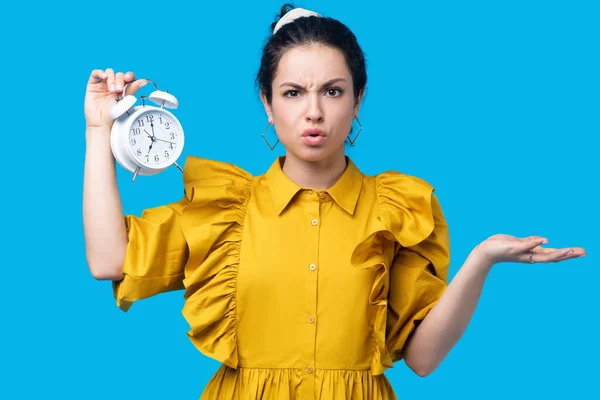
[279,78,347,89]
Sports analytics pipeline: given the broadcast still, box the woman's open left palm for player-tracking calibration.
[476,234,586,265]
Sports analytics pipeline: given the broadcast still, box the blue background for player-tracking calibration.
[1,0,597,398]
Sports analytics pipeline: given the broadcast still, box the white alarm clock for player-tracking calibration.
[110,79,185,182]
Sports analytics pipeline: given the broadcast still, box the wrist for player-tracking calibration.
[86,125,111,137]
[85,128,114,155]
[466,246,496,274]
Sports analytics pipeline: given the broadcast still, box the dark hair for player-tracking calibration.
[256,4,367,104]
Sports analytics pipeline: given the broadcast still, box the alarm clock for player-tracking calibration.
[110,79,185,182]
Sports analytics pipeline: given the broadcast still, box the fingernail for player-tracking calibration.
[542,239,548,244]
[566,250,573,255]
[140,81,147,87]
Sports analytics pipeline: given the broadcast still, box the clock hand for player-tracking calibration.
[147,122,174,144]
[147,120,174,146]
[144,126,156,154]
[152,137,177,145]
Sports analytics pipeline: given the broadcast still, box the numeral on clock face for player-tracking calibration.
[129,111,181,167]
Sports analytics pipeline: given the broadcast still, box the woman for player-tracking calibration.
[82,5,585,399]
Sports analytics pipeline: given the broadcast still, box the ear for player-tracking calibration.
[260,92,274,123]
[353,87,365,117]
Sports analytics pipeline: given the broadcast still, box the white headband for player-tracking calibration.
[273,8,322,35]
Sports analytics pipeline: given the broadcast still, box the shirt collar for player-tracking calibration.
[265,156,363,216]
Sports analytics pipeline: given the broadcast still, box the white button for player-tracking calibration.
[307,190,313,195]
[308,316,315,323]
[319,193,326,199]
[306,366,313,374]
[311,219,318,226]
[309,264,317,271]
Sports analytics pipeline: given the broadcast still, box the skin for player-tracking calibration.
[260,43,364,190]
[85,48,586,372]
[256,43,587,376]
[403,235,585,376]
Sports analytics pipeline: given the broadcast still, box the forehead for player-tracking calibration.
[274,44,351,83]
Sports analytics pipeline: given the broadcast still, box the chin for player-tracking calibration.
[285,142,345,163]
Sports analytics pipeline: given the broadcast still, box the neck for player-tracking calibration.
[281,151,348,190]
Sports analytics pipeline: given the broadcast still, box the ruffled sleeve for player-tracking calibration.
[385,188,450,362]
[350,170,450,375]
[112,196,189,313]
[178,156,252,369]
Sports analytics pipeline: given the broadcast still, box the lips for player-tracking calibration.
[302,128,326,146]
[302,128,325,138]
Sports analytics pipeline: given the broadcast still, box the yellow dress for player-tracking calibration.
[112,155,450,399]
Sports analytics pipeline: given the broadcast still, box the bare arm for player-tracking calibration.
[403,249,491,377]
[403,235,584,377]
[82,68,148,280]
[83,127,127,280]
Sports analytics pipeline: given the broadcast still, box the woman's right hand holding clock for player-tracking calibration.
[84,68,148,131]
[83,68,149,281]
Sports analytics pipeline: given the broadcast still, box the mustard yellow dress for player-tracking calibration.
[112,155,450,399]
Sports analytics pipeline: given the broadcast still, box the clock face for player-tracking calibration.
[127,110,183,168]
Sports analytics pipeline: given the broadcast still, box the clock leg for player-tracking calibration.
[173,162,183,173]
[132,166,141,182]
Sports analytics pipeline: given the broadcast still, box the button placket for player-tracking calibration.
[303,192,320,383]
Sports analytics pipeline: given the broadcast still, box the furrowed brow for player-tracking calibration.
[279,78,347,90]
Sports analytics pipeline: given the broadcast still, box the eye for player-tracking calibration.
[326,88,343,97]
[284,90,300,98]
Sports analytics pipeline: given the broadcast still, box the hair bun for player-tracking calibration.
[272,6,322,35]
[271,3,295,33]
[279,3,295,18]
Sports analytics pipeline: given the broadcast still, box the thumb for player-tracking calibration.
[520,236,548,253]
[125,79,148,97]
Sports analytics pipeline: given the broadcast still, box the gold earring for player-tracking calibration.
[346,116,362,146]
[262,121,279,150]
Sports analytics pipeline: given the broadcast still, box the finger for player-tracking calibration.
[105,68,115,92]
[558,247,586,258]
[528,244,586,263]
[124,79,148,96]
[553,250,579,262]
[525,235,544,240]
[115,72,125,95]
[551,248,579,262]
[123,72,142,95]
[536,248,574,263]
[88,69,108,85]
[124,71,136,82]
[537,245,585,255]
[520,236,548,253]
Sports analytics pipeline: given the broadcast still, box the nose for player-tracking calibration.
[305,94,324,123]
